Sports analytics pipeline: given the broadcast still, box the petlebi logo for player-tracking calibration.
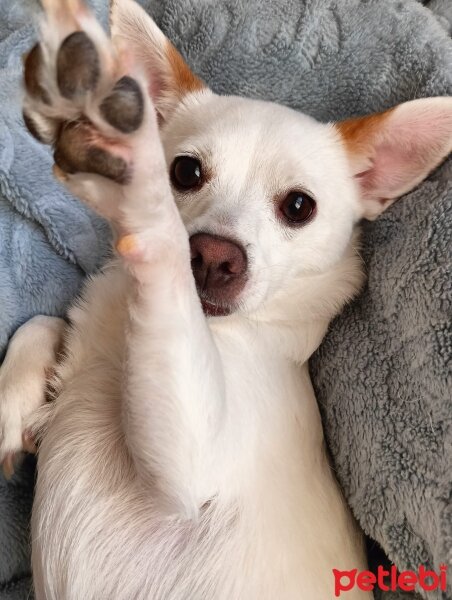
[333,565,448,597]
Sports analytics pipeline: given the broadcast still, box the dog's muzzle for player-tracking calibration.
[189,233,248,316]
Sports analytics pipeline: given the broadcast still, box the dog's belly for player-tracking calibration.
[32,265,371,600]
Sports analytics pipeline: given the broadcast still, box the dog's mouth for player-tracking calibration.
[200,296,233,317]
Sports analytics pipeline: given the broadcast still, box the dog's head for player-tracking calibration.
[112,0,452,320]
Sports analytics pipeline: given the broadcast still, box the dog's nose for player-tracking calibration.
[189,233,247,300]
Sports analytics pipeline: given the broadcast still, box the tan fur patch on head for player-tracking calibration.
[336,107,395,155]
[165,40,205,97]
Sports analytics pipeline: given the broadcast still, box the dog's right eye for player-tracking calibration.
[170,156,203,191]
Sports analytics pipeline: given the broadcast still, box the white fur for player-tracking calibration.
[1,1,451,598]
[0,316,65,470]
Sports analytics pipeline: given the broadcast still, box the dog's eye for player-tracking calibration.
[280,191,316,225]
[170,156,202,190]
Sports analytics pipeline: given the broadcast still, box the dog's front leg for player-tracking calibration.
[117,195,225,518]
[100,86,225,519]
[0,316,66,476]
[23,1,224,517]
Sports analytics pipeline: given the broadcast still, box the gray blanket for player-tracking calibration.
[0,1,450,599]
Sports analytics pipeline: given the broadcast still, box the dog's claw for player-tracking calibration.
[0,432,37,479]
[22,430,37,454]
[2,453,16,480]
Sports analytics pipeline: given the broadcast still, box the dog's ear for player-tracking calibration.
[110,0,206,120]
[336,97,452,220]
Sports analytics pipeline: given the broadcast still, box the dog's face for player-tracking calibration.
[112,0,452,319]
[162,94,359,316]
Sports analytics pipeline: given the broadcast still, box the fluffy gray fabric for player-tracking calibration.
[0,0,450,598]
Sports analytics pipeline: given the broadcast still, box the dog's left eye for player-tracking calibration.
[280,191,316,225]
[170,156,203,191]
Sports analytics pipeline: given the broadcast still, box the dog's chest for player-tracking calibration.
[34,267,368,600]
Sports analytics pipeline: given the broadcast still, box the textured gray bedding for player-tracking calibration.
[0,0,450,598]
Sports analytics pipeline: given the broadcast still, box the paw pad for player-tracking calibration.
[54,121,129,183]
[57,31,100,99]
[24,43,50,104]
[100,76,144,133]
[23,7,149,184]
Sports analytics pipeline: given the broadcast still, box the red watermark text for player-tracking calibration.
[333,565,447,597]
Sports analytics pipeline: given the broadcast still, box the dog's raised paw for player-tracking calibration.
[22,0,148,185]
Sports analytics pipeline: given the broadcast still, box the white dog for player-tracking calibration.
[0,0,451,598]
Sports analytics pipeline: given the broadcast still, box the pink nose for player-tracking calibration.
[189,233,247,302]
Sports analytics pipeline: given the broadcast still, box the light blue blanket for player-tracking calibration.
[0,1,450,598]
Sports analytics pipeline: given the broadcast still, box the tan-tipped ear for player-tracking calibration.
[110,0,206,120]
[336,97,452,220]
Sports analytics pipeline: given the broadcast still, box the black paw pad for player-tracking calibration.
[24,44,50,104]
[57,32,100,99]
[86,147,130,184]
[100,76,144,133]
[54,121,129,184]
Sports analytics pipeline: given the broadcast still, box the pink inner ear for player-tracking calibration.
[338,97,452,219]
[349,101,452,207]
[356,139,426,201]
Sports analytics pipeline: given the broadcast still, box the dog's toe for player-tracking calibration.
[22,109,59,144]
[24,43,50,104]
[57,32,100,99]
[100,76,144,134]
